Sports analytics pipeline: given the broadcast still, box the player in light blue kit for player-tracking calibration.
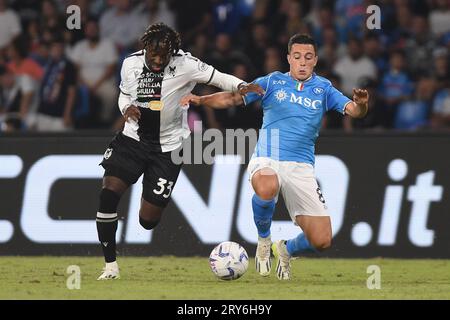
[181,34,368,280]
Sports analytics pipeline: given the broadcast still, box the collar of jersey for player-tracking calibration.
[286,72,315,83]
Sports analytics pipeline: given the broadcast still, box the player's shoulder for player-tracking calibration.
[312,74,333,87]
[171,49,199,64]
[122,50,145,67]
[124,49,145,60]
[255,71,285,83]
[171,49,211,74]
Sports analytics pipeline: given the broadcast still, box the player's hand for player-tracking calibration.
[353,88,369,105]
[180,94,201,107]
[238,83,265,96]
[124,105,141,122]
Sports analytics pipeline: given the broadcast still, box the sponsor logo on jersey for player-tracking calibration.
[198,61,209,72]
[273,80,286,85]
[148,100,164,111]
[275,89,288,102]
[103,148,113,160]
[290,93,322,110]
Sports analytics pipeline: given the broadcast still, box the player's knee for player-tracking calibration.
[98,188,121,213]
[252,172,279,200]
[139,216,160,230]
[311,235,332,252]
[253,183,278,200]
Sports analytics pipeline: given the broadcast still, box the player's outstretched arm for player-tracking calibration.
[345,88,369,118]
[180,83,264,109]
[181,92,243,109]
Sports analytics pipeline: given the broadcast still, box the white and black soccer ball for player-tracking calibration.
[209,241,249,280]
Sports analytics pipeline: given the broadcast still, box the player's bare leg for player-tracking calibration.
[251,168,279,276]
[138,198,164,230]
[96,176,129,280]
[273,215,332,280]
[296,215,332,251]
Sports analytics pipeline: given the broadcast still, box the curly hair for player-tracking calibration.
[140,22,181,55]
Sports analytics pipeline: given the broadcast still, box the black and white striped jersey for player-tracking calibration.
[118,49,244,152]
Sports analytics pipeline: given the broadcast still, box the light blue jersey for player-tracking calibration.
[243,72,351,165]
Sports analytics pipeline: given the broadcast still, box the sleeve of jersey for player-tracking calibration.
[326,85,352,114]
[242,75,270,106]
[118,59,135,114]
[188,57,244,92]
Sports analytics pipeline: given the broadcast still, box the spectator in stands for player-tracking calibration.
[317,27,347,71]
[333,36,377,96]
[0,65,34,130]
[99,0,147,52]
[334,0,366,41]
[209,33,251,74]
[136,0,176,29]
[70,18,119,126]
[430,86,450,130]
[244,22,272,72]
[431,48,450,89]
[212,0,252,35]
[35,36,76,132]
[6,36,44,82]
[41,0,62,31]
[379,49,414,128]
[187,33,211,62]
[363,32,388,77]
[429,0,450,37]
[263,47,283,74]
[395,76,436,130]
[0,0,21,52]
[404,15,436,76]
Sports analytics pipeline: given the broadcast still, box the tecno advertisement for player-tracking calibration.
[0,133,449,258]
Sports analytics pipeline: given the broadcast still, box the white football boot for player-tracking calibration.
[255,236,272,276]
[272,240,291,280]
[97,261,120,280]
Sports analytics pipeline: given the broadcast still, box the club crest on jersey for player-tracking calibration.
[313,87,324,95]
[148,100,164,111]
[103,148,113,160]
[168,66,176,77]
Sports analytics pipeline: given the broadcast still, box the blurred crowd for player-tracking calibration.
[0,0,449,133]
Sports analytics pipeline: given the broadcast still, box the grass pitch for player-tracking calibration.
[0,257,449,299]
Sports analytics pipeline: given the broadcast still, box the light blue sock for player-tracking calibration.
[252,194,275,238]
[286,233,318,256]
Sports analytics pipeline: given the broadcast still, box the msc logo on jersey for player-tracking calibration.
[290,93,322,110]
[275,89,288,102]
[313,87,324,95]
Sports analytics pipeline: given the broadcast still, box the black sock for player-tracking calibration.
[96,218,118,263]
[97,189,121,263]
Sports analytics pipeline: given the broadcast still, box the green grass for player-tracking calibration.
[0,257,449,299]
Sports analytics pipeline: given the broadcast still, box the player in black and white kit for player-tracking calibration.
[96,23,263,280]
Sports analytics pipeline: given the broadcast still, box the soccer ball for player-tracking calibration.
[209,241,249,280]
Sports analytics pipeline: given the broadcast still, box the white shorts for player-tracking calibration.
[247,157,329,223]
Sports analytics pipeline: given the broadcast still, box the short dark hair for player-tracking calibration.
[141,22,181,56]
[288,34,317,55]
